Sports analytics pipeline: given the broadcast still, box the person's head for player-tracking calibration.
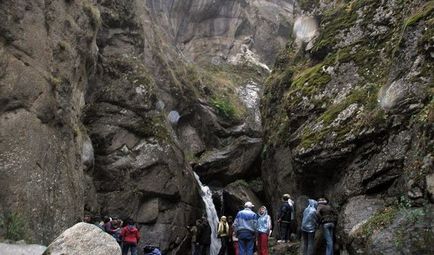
[103,216,111,224]
[83,215,92,223]
[126,218,135,226]
[258,206,267,215]
[201,217,208,225]
[318,197,328,205]
[195,219,202,225]
[220,216,227,222]
[244,201,254,209]
[227,216,233,223]
[282,194,290,201]
[308,199,318,209]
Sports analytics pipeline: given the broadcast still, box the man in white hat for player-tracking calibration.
[233,201,258,255]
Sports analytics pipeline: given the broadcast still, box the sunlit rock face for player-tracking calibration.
[145,0,295,66]
[293,16,318,43]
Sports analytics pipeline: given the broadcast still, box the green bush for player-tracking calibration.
[211,97,237,120]
[0,212,27,241]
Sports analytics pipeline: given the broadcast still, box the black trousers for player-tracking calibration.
[280,222,291,241]
[218,236,229,255]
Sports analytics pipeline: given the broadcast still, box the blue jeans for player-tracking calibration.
[302,231,315,255]
[122,243,137,255]
[237,230,254,255]
[323,223,335,255]
[238,238,254,255]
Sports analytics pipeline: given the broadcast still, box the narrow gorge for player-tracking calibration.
[0,0,433,255]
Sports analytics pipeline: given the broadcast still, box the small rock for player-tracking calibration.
[426,173,434,203]
[407,186,423,199]
[0,243,47,255]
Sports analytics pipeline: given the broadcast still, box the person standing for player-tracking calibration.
[227,216,235,255]
[187,219,202,255]
[301,199,318,255]
[217,216,230,255]
[121,219,140,255]
[199,217,211,255]
[277,194,293,243]
[232,227,239,255]
[317,198,338,255]
[257,206,272,255]
[233,201,258,255]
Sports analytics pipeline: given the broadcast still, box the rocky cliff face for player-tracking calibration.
[0,0,294,252]
[261,0,434,253]
[0,0,99,244]
[3,0,431,254]
[82,1,294,252]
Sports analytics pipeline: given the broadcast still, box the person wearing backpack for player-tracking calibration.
[317,198,338,255]
[121,219,140,255]
[277,194,293,243]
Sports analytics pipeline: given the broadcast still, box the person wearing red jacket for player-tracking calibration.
[121,219,141,255]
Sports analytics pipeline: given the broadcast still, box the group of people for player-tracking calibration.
[190,194,337,255]
[83,215,161,255]
[189,202,272,255]
[301,198,337,255]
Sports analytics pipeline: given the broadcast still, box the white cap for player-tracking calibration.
[244,201,254,208]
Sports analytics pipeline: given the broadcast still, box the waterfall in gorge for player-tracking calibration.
[194,173,221,255]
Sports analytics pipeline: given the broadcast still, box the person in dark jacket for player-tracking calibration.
[277,194,293,243]
[227,216,235,255]
[317,198,338,255]
[199,217,211,255]
[187,219,202,255]
[301,199,318,255]
[103,216,116,235]
[121,219,140,255]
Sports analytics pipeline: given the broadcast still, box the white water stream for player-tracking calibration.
[193,173,221,255]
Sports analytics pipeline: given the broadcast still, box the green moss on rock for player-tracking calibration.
[358,207,398,237]
[404,1,434,27]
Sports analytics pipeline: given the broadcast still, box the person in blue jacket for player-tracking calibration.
[301,199,319,255]
[233,201,258,255]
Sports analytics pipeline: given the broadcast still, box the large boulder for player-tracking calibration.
[223,181,263,216]
[0,242,46,255]
[194,136,262,185]
[44,223,121,255]
[339,196,385,240]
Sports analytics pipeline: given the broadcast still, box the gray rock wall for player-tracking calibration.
[0,0,99,244]
[261,0,434,253]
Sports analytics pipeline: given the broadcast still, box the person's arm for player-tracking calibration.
[136,229,141,243]
[267,215,272,231]
[277,205,283,221]
[120,228,125,240]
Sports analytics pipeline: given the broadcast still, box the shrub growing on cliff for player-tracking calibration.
[0,212,27,241]
[211,97,237,120]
